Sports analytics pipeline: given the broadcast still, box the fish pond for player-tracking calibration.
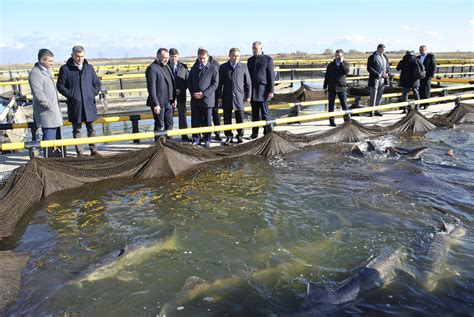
[3,124,474,317]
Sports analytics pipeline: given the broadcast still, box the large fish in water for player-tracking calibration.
[70,231,179,287]
[422,215,466,291]
[351,140,428,160]
[296,247,406,315]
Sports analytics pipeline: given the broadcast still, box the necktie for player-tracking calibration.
[174,65,178,77]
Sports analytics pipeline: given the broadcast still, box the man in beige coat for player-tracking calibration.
[28,48,63,140]
[28,49,63,155]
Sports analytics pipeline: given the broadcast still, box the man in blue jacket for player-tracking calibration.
[188,48,219,147]
[57,45,101,157]
[366,44,391,117]
[146,48,176,138]
[247,41,275,139]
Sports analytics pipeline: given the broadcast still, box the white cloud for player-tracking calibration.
[0,42,25,49]
[470,19,474,26]
[402,25,416,31]
[342,34,366,41]
[424,31,440,38]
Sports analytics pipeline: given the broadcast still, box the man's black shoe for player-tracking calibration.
[213,133,222,141]
[250,134,258,139]
[222,137,232,145]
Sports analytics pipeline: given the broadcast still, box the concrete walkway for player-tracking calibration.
[0,102,457,175]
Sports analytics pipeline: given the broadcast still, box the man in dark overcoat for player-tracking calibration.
[57,45,101,156]
[247,41,275,138]
[217,48,251,144]
[188,48,219,147]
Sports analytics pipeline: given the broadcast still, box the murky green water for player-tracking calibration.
[3,124,474,316]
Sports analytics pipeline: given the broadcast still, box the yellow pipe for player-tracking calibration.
[1,94,473,152]
[275,76,368,84]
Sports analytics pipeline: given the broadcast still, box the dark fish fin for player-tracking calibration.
[181,276,206,292]
[300,282,335,309]
[367,141,377,152]
[117,248,125,257]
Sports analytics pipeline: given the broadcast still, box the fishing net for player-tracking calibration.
[0,103,473,238]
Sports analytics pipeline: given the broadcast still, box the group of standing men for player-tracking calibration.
[145,41,275,147]
[366,43,437,117]
[323,44,436,124]
[29,42,437,156]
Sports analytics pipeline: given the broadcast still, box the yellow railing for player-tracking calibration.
[1,93,472,152]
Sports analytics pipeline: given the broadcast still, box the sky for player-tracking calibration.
[0,0,473,65]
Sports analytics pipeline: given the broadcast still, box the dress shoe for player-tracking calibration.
[374,111,383,116]
[222,137,233,145]
[203,142,211,148]
[192,141,200,146]
[401,108,407,114]
[213,133,222,141]
[91,151,102,157]
[236,136,243,143]
[329,121,337,127]
[77,151,84,158]
[250,134,258,139]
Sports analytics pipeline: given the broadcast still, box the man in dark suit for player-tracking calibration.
[366,44,391,117]
[57,45,101,157]
[323,49,350,127]
[417,45,437,108]
[218,48,252,145]
[247,41,275,139]
[188,48,219,147]
[146,48,176,137]
[168,48,190,141]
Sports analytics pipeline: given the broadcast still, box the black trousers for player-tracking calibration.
[152,103,174,131]
[419,78,432,99]
[223,108,244,137]
[251,100,272,135]
[72,121,96,153]
[212,105,220,127]
[191,105,212,143]
[328,90,348,124]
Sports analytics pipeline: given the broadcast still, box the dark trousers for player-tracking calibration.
[42,127,62,157]
[251,100,272,135]
[223,108,244,137]
[152,103,174,131]
[401,87,420,101]
[191,105,212,143]
[328,90,348,124]
[72,121,96,153]
[212,105,220,127]
[41,127,60,141]
[176,101,188,129]
[419,78,432,99]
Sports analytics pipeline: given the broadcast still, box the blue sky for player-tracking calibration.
[1,0,473,65]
